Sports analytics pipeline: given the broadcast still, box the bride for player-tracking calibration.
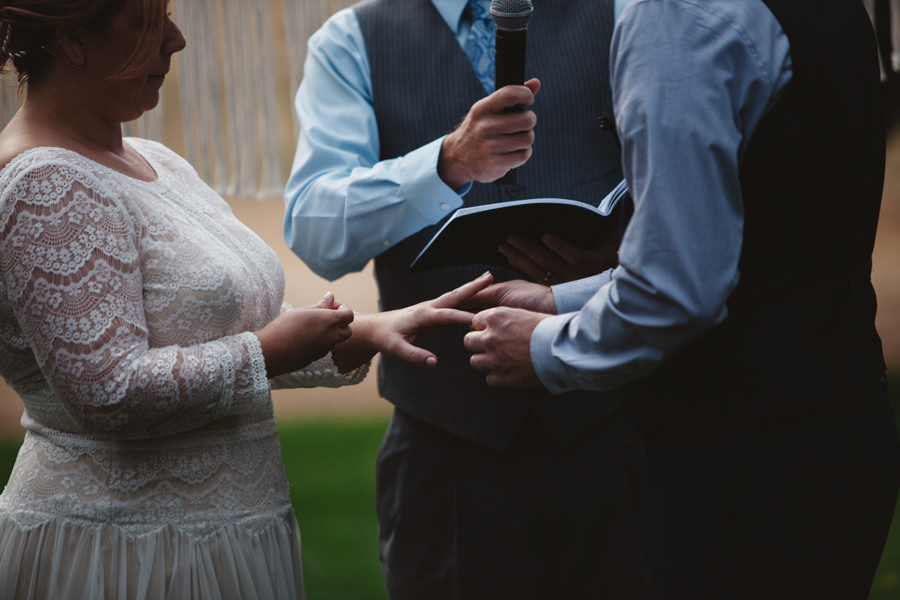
[0,0,488,598]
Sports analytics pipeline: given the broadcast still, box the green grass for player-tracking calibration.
[0,377,899,599]
[870,371,900,599]
[278,419,389,600]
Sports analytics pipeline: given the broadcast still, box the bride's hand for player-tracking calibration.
[368,271,494,366]
[254,292,355,378]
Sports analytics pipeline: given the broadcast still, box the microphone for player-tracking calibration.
[491,0,534,187]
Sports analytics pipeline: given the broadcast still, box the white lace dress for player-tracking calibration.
[0,139,367,600]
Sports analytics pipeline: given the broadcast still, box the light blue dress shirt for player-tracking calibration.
[532,0,794,394]
[284,0,475,281]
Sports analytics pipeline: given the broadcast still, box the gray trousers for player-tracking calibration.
[375,408,648,600]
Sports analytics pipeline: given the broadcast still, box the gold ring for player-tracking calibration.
[543,271,552,283]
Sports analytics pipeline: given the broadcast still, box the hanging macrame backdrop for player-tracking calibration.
[1,0,899,199]
[0,0,356,200]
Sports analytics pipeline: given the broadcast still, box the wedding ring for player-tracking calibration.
[543,271,552,283]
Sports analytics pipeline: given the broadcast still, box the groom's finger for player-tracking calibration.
[425,308,476,328]
[463,330,487,353]
[469,351,494,371]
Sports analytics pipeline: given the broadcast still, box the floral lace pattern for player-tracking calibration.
[0,140,367,540]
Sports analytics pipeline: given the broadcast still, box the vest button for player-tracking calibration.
[503,184,525,198]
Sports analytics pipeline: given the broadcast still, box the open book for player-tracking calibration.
[409,179,629,273]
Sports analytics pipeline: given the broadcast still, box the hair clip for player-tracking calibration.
[2,22,26,59]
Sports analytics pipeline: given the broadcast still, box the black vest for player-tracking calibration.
[355,0,623,449]
[625,0,887,435]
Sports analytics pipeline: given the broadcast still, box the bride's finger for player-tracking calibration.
[431,272,494,309]
[382,336,439,367]
[307,291,336,310]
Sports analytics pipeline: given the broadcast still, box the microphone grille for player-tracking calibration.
[490,0,534,30]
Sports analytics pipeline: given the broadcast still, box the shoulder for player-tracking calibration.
[618,0,785,51]
[311,8,363,49]
[0,146,108,200]
[614,0,789,89]
[300,8,372,103]
[0,147,125,228]
[308,7,368,72]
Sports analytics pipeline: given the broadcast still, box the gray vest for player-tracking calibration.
[355,0,622,450]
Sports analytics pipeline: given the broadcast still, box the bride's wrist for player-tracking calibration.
[331,314,379,374]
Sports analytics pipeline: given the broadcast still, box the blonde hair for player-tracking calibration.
[0,0,167,84]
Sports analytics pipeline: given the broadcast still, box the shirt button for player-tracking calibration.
[440,203,451,210]
[382,240,391,246]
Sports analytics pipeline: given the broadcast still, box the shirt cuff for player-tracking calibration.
[531,313,580,395]
[551,271,613,314]
[398,136,465,223]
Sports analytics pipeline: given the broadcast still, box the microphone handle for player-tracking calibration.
[494,28,527,186]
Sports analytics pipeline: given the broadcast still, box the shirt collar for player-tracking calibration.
[432,0,470,34]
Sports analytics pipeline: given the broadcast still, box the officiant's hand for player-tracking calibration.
[465,307,548,387]
[459,279,557,314]
[499,233,618,285]
[438,79,541,189]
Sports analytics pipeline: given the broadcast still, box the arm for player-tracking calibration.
[1,165,273,438]
[283,10,466,281]
[469,0,793,391]
[284,10,540,281]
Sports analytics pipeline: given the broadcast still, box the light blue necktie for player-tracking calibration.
[465,0,496,94]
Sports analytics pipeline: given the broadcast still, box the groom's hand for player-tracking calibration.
[465,307,549,387]
[459,279,557,314]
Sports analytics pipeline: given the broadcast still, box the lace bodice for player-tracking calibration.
[0,139,366,539]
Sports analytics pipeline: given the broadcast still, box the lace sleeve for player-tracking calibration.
[0,163,270,438]
[268,302,370,389]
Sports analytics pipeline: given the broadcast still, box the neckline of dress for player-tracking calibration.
[0,138,168,191]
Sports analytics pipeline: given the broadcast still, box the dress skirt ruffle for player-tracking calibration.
[0,513,306,600]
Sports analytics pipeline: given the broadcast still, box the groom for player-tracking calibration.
[465,0,900,596]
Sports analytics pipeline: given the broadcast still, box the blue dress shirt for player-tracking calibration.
[532,0,794,393]
[284,0,476,281]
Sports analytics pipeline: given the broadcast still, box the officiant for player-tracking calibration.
[283,0,646,597]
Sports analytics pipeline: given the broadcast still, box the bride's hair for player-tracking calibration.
[0,0,168,84]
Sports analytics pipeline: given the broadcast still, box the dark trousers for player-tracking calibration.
[641,378,900,599]
[375,408,648,600]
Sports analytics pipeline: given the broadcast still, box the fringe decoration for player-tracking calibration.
[178,0,286,199]
[5,0,898,199]
[892,0,900,72]
[1,0,354,200]
[0,71,18,130]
